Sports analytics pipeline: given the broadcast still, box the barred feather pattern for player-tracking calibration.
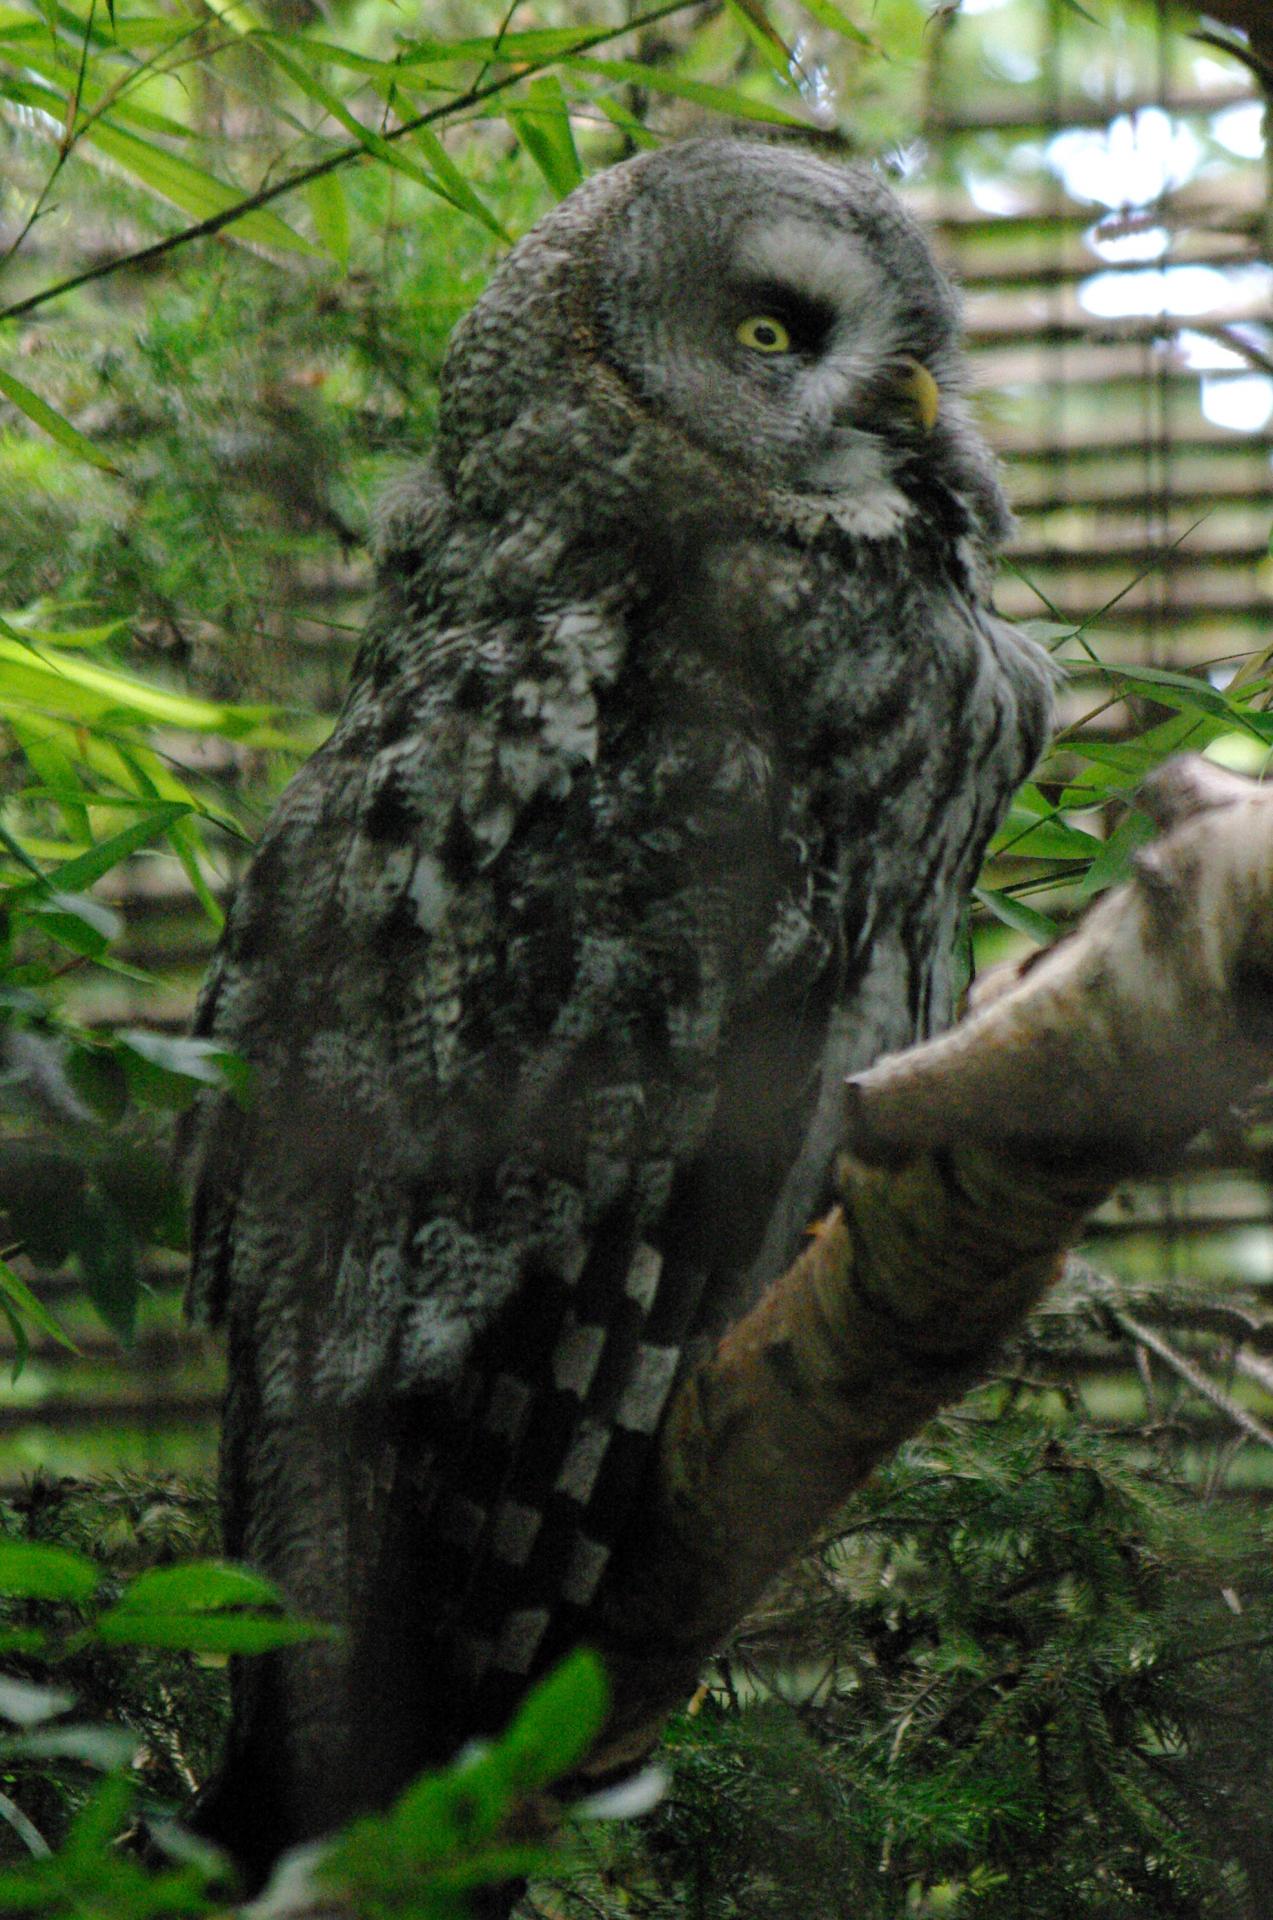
[185,139,1055,1875]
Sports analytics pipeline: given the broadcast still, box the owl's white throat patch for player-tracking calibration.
[825,485,913,540]
[794,429,915,540]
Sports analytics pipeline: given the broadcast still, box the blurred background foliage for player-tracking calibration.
[3,0,1273,1913]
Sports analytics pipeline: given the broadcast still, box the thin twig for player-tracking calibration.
[1108,1304,1273,1452]
[0,0,708,326]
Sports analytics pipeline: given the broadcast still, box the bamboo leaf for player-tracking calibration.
[0,364,117,473]
[506,75,582,198]
[391,26,610,65]
[116,1030,248,1104]
[0,631,297,737]
[724,0,794,77]
[972,886,1059,945]
[0,1298,26,1386]
[0,1258,79,1366]
[1098,662,1273,741]
[0,54,200,139]
[1063,713,1229,794]
[163,812,223,929]
[8,719,90,841]
[306,169,349,269]
[1076,809,1156,900]
[19,887,123,957]
[83,120,319,255]
[262,37,509,238]
[97,15,192,49]
[990,804,1102,862]
[408,124,510,239]
[795,0,876,48]
[564,54,811,126]
[258,38,433,188]
[0,617,127,650]
[583,89,662,148]
[6,803,189,898]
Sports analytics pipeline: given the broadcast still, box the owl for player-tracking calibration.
[185,136,1054,1879]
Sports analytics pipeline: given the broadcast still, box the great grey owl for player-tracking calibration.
[185,136,1054,1876]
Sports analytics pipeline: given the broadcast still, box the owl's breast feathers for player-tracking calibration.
[186,495,1052,1839]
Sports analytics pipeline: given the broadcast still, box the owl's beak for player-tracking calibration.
[898,358,940,433]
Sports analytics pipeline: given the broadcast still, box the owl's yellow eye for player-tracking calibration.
[736,314,792,355]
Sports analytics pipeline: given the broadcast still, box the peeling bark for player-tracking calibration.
[585,756,1273,1766]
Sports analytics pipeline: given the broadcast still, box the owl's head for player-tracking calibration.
[437,138,1007,550]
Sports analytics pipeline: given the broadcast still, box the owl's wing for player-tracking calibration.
[186,578,818,1866]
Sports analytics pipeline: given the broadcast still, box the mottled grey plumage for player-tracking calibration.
[186,137,1053,1872]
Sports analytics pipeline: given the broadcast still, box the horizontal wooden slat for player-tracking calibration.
[922,171,1268,234]
[925,83,1255,136]
[0,1391,217,1431]
[990,418,1271,456]
[966,299,1273,348]
[1012,475,1273,516]
[995,575,1272,622]
[958,237,1261,290]
[972,342,1273,389]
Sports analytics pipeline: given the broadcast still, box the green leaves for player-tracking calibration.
[0,1540,100,1603]
[0,1536,332,1653]
[0,364,117,474]
[507,77,583,199]
[795,0,876,49]
[973,886,1059,946]
[113,1032,251,1110]
[0,1047,237,1344]
[0,1537,322,1912]
[10,806,189,900]
[0,1769,228,1914]
[496,1645,609,1791]
[0,1257,79,1378]
[95,1560,335,1654]
[0,1530,608,1920]
[0,616,295,1350]
[0,0,833,333]
[563,53,810,127]
[305,169,350,270]
[0,624,306,739]
[322,1649,610,1912]
[982,625,1273,958]
[78,120,320,256]
[0,621,319,990]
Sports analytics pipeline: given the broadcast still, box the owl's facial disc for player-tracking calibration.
[601,198,952,497]
[730,218,944,467]
[585,143,975,517]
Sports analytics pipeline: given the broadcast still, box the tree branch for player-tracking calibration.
[1187,1,1273,79]
[583,755,1273,1769]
